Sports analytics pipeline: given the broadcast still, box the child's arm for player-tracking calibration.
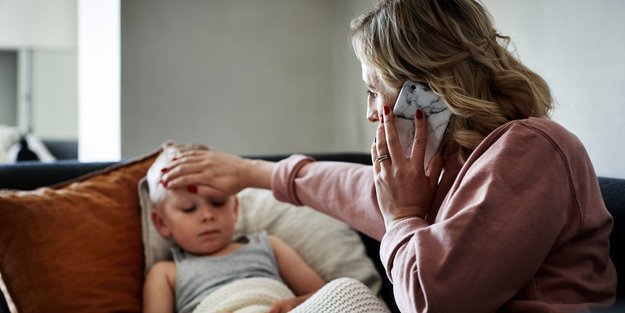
[268,235,325,312]
[143,261,176,313]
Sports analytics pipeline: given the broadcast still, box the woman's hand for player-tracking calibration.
[372,106,444,229]
[160,149,275,197]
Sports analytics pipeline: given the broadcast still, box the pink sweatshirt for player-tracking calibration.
[271,118,616,312]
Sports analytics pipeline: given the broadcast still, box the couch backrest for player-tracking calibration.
[598,177,625,300]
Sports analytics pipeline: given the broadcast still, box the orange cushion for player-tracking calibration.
[0,153,157,313]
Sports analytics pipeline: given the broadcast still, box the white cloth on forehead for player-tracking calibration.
[139,177,174,269]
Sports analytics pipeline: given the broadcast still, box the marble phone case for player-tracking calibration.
[392,80,452,167]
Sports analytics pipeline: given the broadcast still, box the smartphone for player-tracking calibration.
[392,80,452,167]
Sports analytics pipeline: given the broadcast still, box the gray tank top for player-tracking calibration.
[172,231,282,313]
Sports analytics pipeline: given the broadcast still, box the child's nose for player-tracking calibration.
[199,206,214,222]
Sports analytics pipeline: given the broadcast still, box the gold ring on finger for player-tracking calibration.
[377,154,391,163]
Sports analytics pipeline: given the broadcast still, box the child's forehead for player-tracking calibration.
[162,189,232,206]
[162,188,193,204]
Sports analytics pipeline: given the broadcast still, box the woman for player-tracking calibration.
[161,0,617,311]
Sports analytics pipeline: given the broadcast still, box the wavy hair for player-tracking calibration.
[350,0,552,163]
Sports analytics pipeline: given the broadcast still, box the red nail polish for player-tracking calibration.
[187,185,198,194]
[383,106,391,115]
[416,109,424,120]
[160,168,168,174]
[161,180,168,188]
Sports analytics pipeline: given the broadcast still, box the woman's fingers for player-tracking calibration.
[371,137,380,171]
[164,171,222,196]
[161,152,209,177]
[159,149,248,195]
[161,159,211,188]
[380,105,402,163]
[410,109,427,174]
[375,114,389,166]
[427,148,445,189]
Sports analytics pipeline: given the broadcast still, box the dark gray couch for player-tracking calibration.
[0,153,622,312]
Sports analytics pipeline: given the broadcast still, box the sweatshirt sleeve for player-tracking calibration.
[272,154,386,240]
[379,123,578,312]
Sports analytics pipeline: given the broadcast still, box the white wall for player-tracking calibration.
[482,0,625,179]
[0,0,77,140]
[0,51,17,126]
[121,0,624,179]
[121,0,375,158]
[330,0,378,153]
[32,50,77,139]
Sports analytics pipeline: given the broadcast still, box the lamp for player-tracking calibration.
[0,0,76,161]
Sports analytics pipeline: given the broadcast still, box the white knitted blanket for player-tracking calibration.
[192,277,294,313]
[192,277,390,313]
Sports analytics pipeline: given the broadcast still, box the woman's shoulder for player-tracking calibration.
[463,117,594,184]
[481,117,586,158]
[515,117,583,146]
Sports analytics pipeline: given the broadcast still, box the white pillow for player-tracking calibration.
[138,180,381,293]
[235,188,381,293]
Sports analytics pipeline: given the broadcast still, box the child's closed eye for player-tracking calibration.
[181,205,196,213]
[209,197,227,207]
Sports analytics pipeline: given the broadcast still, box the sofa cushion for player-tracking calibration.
[0,152,158,313]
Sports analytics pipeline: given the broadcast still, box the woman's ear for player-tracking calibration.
[151,210,171,238]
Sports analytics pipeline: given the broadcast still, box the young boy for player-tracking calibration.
[142,144,325,313]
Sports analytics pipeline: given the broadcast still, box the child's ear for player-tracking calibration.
[151,210,171,238]
[232,196,239,223]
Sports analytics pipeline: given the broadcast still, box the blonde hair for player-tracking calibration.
[350,0,552,163]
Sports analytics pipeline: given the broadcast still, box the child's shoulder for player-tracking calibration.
[145,260,176,282]
[242,231,284,249]
[252,231,282,243]
[265,234,282,243]
[149,260,175,273]
[242,230,274,243]
[265,234,289,251]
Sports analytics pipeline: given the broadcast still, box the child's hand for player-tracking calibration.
[267,297,304,313]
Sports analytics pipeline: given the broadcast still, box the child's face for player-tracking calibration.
[152,188,238,255]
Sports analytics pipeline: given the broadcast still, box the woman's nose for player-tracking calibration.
[367,105,380,123]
